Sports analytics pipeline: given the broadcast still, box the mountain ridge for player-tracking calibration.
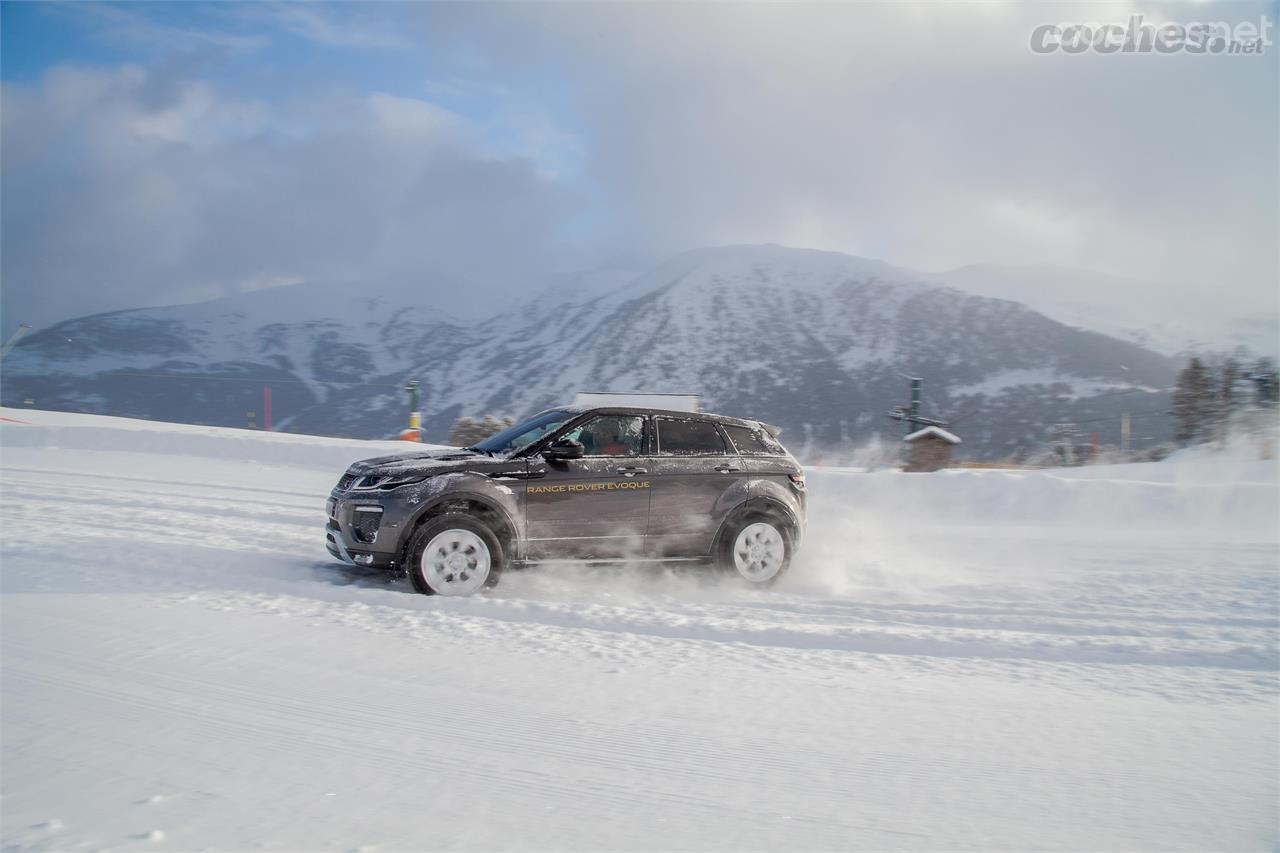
[2,244,1179,458]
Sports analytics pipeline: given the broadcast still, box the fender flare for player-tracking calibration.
[403,489,522,559]
[710,495,801,556]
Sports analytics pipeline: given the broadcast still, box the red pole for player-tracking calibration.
[264,386,272,432]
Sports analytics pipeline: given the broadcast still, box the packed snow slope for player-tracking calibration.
[2,409,1276,852]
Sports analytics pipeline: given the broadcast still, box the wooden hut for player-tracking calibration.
[903,426,961,472]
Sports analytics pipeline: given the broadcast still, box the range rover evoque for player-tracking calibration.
[325,406,806,595]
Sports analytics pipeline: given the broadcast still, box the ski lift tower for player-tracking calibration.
[887,376,950,435]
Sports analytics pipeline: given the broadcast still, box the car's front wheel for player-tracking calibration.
[719,517,791,586]
[406,514,503,596]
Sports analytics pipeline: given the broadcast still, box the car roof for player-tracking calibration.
[568,405,765,430]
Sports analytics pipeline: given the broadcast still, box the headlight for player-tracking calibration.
[351,473,429,491]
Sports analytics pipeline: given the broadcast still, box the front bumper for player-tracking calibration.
[326,521,400,570]
[326,493,403,571]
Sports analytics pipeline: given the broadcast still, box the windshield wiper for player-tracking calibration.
[464,446,496,456]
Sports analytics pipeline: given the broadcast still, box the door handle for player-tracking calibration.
[714,465,742,473]
[615,466,648,477]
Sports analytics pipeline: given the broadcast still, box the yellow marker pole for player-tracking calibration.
[401,380,422,442]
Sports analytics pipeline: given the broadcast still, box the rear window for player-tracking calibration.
[656,419,726,456]
[723,424,787,456]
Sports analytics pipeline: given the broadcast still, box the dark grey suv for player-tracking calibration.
[326,406,806,595]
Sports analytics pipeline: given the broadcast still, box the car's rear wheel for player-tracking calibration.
[719,517,791,585]
[406,514,503,596]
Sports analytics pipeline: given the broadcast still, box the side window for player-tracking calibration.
[723,424,784,456]
[656,419,727,456]
[562,415,645,457]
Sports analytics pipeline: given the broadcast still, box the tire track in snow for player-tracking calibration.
[1,465,320,501]
[3,463,1275,689]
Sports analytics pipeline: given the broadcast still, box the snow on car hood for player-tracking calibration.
[346,446,493,477]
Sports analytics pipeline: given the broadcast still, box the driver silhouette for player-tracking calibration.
[598,419,631,456]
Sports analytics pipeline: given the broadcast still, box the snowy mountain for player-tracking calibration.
[1,245,1180,458]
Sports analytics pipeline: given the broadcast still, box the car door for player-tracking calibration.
[523,414,653,559]
[647,417,750,557]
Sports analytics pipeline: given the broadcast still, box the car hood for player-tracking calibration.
[348,447,496,477]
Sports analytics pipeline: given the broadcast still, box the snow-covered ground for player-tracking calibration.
[2,409,1277,852]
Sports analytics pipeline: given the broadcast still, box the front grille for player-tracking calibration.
[337,472,357,490]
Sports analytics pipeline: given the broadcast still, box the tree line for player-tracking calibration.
[1169,355,1277,444]
[447,414,515,447]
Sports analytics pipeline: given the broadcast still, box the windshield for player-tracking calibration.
[471,409,577,455]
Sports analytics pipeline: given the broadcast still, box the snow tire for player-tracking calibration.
[406,513,504,596]
[717,514,792,587]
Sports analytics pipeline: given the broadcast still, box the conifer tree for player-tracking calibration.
[448,414,515,447]
[1253,357,1278,406]
[1215,356,1241,440]
[447,416,480,446]
[1170,357,1215,444]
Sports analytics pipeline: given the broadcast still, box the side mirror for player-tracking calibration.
[542,438,585,461]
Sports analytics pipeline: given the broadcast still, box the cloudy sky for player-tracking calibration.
[2,1,1276,333]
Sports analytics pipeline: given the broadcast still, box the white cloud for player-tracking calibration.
[229,3,411,51]
[0,65,575,327]
[366,92,462,146]
[411,1,1275,320]
[54,3,269,53]
[3,0,1275,338]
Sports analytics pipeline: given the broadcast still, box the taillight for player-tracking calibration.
[788,472,806,490]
